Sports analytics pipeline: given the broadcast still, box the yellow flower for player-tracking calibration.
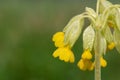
[52,32,65,47]
[52,46,75,63]
[100,57,107,67]
[108,42,115,50]
[81,49,92,60]
[88,61,94,71]
[77,59,94,71]
[77,59,87,71]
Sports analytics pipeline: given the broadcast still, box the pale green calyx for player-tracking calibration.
[115,8,120,31]
[114,28,120,53]
[63,15,84,47]
[102,25,113,43]
[83,25,95,51]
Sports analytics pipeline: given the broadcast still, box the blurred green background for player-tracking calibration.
[0,0,120,80]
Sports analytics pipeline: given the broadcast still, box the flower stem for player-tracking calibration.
[95,0,101,79]
[95,31,101,80]
[96,0,100,15]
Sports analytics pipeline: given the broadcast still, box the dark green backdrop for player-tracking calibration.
[0,0,120,80]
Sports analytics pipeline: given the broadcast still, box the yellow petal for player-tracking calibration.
[77,59,87,71]
[108,42,115,50]
[52,32,64,42]
[100,57,107,67]
[88,61,94,71]
[81,49,92,60]
[52,32,65,47]
[55,41,64,47]
[52,47,75,63]
[52,48,61,58]
[69,52,75,63]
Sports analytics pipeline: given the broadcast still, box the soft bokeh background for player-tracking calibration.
[0,0,120,80]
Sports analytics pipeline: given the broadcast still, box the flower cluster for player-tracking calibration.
[52,0,120,71]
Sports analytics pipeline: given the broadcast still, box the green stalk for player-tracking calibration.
[95,0,101,79]
[95,31,101,80]
[96,0,100,15]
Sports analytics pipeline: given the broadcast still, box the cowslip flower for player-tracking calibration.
[77,49,94,71]
[100,57,107,67]
[52,0,120,80]
[52,15,84,63]
[52,32,75,63]
[52,0,120,76]
[53,45,74,63]
[77,59,94,71]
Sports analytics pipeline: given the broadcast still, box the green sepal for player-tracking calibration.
[102,25,113,43]
[115,8,120,31]
[83,25,95,51]
[63,15,84,47]
[114,28,120,53]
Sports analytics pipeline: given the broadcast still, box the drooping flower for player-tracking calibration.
[53,46,75,63]
[100,57,107,67]
[77,48,94,71]
[52,32,75,63]
[77,59,94,71]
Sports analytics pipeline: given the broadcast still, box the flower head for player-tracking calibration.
[52,0,120,73]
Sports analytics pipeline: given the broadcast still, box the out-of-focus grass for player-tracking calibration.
[0,0,119,80]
